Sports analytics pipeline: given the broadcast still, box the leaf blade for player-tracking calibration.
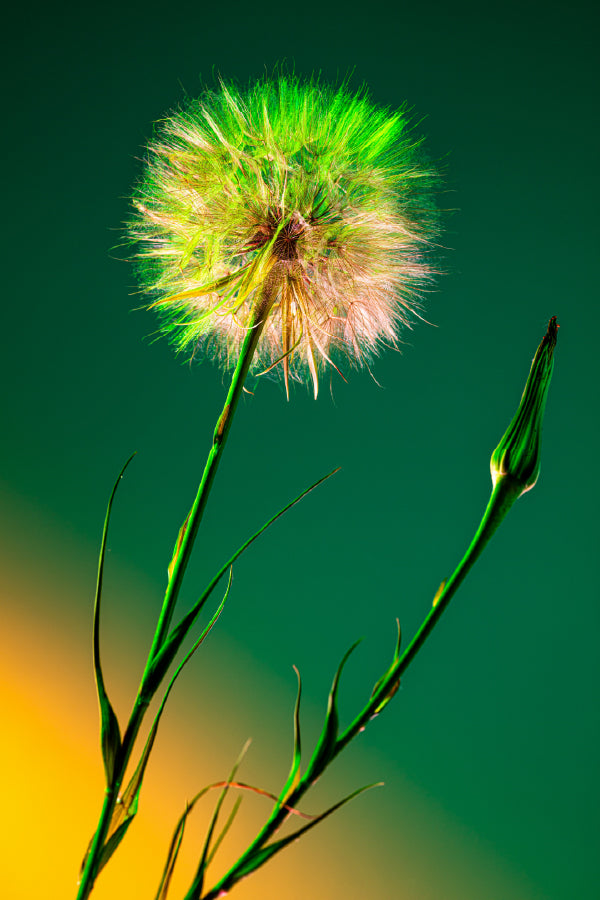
[113,579,232,860]
[304,640,361,781]
[278,666,302,806]
[154,790,208,900]
[93,454,135,785]
[146,469,340,700]
[183,741,252,900]
[228,783,381,885]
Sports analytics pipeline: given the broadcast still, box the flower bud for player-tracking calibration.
[490,317,558,496]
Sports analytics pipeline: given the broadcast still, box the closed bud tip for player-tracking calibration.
[490,317,559,496]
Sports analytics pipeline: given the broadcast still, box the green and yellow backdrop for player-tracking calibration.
[1,0,598,897]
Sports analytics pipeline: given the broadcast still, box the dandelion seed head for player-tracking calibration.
[130,74,440,396]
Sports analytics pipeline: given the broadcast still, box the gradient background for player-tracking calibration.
[1,0,598,897]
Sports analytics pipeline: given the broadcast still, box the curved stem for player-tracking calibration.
[76,290,274,900]
[200,475,523,900]
[336,474,523,754]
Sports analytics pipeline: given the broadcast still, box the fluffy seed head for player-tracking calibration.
[130,74,440,396]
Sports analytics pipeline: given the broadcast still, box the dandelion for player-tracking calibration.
[130,74,439,396]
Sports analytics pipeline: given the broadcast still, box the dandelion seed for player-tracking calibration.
[130,74,440,397]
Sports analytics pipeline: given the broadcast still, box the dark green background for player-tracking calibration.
[2,0,598,897]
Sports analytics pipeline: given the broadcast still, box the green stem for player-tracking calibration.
[336,473,523,754]
[141,291,274,680]
[77,290,273,900]
[76,698,148,900]
[200,475,523,900]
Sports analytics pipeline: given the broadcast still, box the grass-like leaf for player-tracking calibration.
[183,742,252,900]
[93,574,231,878]
[93,453,135,785]
[95,816,136,874]
[303,640,361,782]
[154,774,310,900]
[370,618,402,716]
[106,576,232,871]
[154,792,205,900]
[205,795,243,867]
[225,783,381,886]
[278,665,302,806]
[143,468,340,701]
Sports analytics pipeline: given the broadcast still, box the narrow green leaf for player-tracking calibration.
[154,807,189,900]
[184,741,252,900]
[143,569,232,700]
[304,640,361,781]
[157,772,306,900]
[99,702,121,790]
[278,666,302,805]
[154,791,206,900]
[98,783,219,882]
[206,796,243,867]
[93,453,135,785]
[370,619,402,716]
[229,782,381,884]
[118,576,233,862]
[145,469,340,699]
[94,577,231,878]
[96,815,136,874]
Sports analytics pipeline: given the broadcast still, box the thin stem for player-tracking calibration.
[200,475,523,900]
[76,289,274,900]
[336,474,523,754]
[76,697,148,900]
[142,289,275,681]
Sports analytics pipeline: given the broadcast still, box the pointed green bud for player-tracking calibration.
[490,317,559,496]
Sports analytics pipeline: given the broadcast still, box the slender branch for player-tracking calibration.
[76,289,273,900]
[200,475,523,900]
[336,474,523,754]
[141,287,275,679]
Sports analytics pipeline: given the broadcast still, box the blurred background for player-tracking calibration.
[1,0,598,897]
